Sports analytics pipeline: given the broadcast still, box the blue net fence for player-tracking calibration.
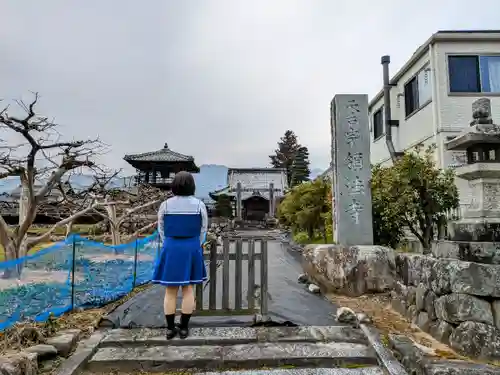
[0,232,160,331]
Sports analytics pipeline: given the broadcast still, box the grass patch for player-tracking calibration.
[0,224,97,262]
[0,242,55,262]
[26,224,95,236]
[292,230,333,245]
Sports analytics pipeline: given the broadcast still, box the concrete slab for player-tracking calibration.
[199,369,385,375]
[99,326,368,347]
[87,342,378,372]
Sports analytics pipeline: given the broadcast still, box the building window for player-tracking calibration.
[373,107,384,140]
[448,55,500,93]
[404,77,419,116]
[403,67,432,118]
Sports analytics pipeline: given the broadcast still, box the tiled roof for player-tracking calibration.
[210,168,288,200]
[124,143,195,163]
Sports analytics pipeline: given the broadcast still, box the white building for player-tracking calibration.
[369,30,500,207]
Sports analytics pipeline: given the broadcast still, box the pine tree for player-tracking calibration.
[269,130,300,186]
[290,146,311,187]
[215,194,233,218]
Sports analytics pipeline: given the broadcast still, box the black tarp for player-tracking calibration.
[103,235,337,328]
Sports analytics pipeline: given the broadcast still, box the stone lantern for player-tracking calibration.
[445,98,500,243]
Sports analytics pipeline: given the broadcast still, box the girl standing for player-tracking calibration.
[152,171,208,339]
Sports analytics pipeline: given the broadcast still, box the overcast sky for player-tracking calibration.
[2,1,500,174]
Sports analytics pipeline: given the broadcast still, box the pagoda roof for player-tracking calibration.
[124,143,196,163]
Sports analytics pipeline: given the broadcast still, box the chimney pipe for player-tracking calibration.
[381,55,398,162]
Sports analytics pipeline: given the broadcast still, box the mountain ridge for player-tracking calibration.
[0,164,325,199]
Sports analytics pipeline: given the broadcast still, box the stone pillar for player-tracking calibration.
[268,182,275,218]
[235,181,242,220]
[330,94,373,246]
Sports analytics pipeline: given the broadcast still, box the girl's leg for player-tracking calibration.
[179,285,195,339]
[164,286,178,339]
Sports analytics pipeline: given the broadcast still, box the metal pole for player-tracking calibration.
[132,238,139,288]
[71,235,76,310]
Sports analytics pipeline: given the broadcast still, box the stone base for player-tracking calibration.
[87,326,383,372]
[447,219,500,241]
[432,240,500,264]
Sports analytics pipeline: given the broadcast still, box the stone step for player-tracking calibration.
[87,341,379,372]
[197,368,386,375]
[99,326,369,347]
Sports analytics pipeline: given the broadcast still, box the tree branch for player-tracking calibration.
[130,221,157,238]
[27,202,101,248]
[117,199,162,226]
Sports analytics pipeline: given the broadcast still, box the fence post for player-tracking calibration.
[132,238,139,288]
[71,235,77,311]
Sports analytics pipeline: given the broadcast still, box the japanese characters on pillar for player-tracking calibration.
[331,94,373,246]
[268,182,275,218]
[235,181,242,220]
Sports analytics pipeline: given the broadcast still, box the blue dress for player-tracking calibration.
[152,196,208,286]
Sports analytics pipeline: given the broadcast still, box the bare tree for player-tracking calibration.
[90,181,167,246]
[0,93,106,277]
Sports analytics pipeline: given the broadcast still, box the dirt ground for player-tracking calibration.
[326,292,469,360]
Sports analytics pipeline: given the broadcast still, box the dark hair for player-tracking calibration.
[171,171,196,196]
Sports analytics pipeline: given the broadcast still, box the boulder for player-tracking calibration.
[415,283,428,311]
[431,259,500,297]
[493,300,500,330]
[395,253,436,286]
[0,352,38,375]
[390,291,408,316]
[406,305,418,323]
[297,273,308,284]
[432,240,500,264]
[302,244,396,297]
[429,320,454,345]
[416,311,431,331]
[406,286,417,306]
[389,333,500,374]
[424,290,438,321]
[396,253,500,297]
[450,321,500,360]
[435,293,494,326]
[24,344,58,360]
[307,284,320,294]
[336,307,357,325]
[45,329,81,357]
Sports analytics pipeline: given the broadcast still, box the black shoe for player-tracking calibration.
[166,327,178,340]
[165,314,177,340]
[178,313,192,339]
[178,325,189,339]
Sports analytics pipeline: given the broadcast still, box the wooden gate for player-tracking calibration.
[195,234,269,318]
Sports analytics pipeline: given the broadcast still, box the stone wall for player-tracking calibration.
[391,250,500,360]
[301,242,500,360]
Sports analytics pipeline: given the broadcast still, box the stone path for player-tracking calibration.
[78,325,406,374]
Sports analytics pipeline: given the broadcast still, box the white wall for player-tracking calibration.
[369,51,436,165]
[433,40,500,205]
[369,37,500,206]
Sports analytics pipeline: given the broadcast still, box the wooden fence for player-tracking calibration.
[195,235,269,318]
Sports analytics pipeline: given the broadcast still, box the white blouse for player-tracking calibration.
[157,195,208,245]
